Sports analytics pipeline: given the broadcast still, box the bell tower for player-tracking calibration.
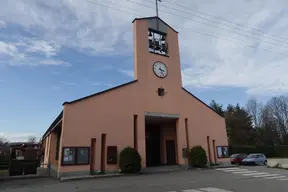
[132,17,183,88]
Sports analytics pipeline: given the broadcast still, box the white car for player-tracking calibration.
[241,153,267,165]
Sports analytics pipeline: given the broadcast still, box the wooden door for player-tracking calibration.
[166,140,176,165]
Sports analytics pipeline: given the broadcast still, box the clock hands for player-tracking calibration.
[158,67,164,77]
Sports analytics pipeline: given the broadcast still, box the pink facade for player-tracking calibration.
[42,17,229,178]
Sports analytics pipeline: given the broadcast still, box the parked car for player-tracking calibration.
[241,153,267,165]
[230,153,247,164]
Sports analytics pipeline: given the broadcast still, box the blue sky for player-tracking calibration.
[1,0,288,141]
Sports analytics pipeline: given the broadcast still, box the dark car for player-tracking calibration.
[230,153,247,164]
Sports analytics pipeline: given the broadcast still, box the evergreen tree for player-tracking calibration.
[225,104,254,145]
[209,100,225,116]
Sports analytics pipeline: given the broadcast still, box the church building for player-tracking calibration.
[42,16,229,178]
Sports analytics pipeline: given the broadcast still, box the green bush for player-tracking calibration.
[189,145,208,168]
[119,147,141,173]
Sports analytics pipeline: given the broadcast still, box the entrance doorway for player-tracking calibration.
[145,125,161,166]
[145,113,178,167]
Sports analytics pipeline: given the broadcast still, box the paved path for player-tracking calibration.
[1,166,288,192]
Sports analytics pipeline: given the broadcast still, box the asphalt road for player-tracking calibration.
[1,166,288,192]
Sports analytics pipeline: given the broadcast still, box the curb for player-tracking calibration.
[60,173,124,182]
[208,165,239,169]
[0,175,52,182]
[186,164,238,171]
[140,168,184,175]
[60,168,186,182]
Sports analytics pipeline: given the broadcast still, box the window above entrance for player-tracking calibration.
[148,29,168,56]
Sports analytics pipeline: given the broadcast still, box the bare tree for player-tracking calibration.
[260,105,281,145]
[246,98,263,128]
[28,136,37,143]
[263,96,288,144]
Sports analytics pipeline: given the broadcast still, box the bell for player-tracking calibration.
[149,39,154,49]
[161,35,166,41]
[161,42,168,54]
[154,40,161,51]
[148,31,152,37]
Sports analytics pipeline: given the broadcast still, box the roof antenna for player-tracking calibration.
[155,0,161,30]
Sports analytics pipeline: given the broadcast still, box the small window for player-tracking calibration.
[216,146,229,158]
[62,147,90,166]
[77,148,89,164]
[62,147,76,165]
[158,88,165,96]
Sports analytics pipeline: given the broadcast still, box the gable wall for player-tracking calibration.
[59,82,141,174]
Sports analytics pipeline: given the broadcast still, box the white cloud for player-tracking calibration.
[25,40,60,57]
[0,0,288,95]
[0,20,6,28]
[0,132,40,142]
[0,41,18,57]
[40,59,70,66]
[0,40,66,66]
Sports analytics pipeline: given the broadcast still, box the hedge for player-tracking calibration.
[229,145,288,158]
[0,155,9,170]
[0,155,9,161]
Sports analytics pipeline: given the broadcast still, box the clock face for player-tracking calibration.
[153,61,168,78]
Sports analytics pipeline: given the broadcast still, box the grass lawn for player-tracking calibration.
[0,169,8,176]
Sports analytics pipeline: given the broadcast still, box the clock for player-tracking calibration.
[153,61,168,78]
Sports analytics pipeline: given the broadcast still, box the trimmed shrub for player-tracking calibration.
[189,145,208,168]
[119,147,141,173]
